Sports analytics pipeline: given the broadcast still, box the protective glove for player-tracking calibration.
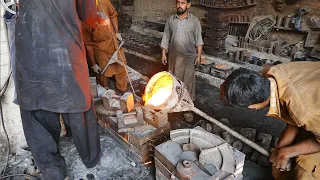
[116,33,123,42]
[92,64,101,74]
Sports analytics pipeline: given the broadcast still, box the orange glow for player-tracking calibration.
[120,134,129,143]
[146,88,171,106]
[143,73,174,107]
[215,64,229,69]
[144,161,152,165]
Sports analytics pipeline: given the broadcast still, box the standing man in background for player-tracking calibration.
[83,0,127,93]
[15,0,109,179]
[161,0,204,101]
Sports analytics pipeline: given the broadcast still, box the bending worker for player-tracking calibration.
[220,62,320,179]
[83,0,127,93]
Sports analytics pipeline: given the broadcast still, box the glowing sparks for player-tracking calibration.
[144,161,152,165]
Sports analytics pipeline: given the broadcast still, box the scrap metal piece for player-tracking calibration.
[176,160,197,178]
[240,128,256,141]
[135,107,144,125]
[120,92,134,113]
[116,110,125,129]
[284,15,292,29]
[180,151,198,162]
[190,129,225,147]
[143,106,168,128]
[276,15,284,27]
[258,133,272,150]
[219,143,236,173]
[232,147,246,170]
[196,63,215,74]
[205,123,213,133]
[245,16,276,41]
[222,132,234,144]
[155,140,183,166]
[117,108,145,133]
[170,129,190,140]
[190,136,215,150]
[172,136,190,145]
[182,144,200,153]
[154,111,168,128]
[102,89,120,110]
[199,146,223,170]
[183,112,194,123]
[96,105,116,116]
[232,140,243,151]
[194,160,213,176]
[242,145,253,155]
[234,51,240,61]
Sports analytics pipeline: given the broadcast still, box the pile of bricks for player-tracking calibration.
[119,0,135,32]
[194,117,276,167]
[203,10,229,58]
[96,88,171,163]
[122,32,161,57]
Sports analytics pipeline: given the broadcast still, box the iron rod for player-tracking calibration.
[190,106,270,157]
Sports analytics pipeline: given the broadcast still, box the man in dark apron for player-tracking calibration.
[15,1,108,179]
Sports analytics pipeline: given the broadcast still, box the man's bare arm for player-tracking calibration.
[197,45,203,58]
[281,136,320,159]
[276,124,301,148]
[194,45,203,65]
[161,48,168,65]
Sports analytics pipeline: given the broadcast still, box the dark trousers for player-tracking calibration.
[20,103,101,180]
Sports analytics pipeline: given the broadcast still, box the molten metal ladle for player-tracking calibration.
[144,71,270,157]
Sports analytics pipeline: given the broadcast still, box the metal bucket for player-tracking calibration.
[143,71,193,112]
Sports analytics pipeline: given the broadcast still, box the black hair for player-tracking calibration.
[220,68,270,108]
[178,0,191,3]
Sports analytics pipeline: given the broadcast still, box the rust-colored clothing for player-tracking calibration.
[82,0,127,91]
[266,61,320,179]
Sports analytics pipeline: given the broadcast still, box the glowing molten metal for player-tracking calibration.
[143,72,174,107]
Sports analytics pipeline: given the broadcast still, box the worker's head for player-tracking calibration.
[176,0,191,15]
[220,68,270,110]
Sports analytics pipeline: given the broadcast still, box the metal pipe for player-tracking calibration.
[147,71,269,157]
[190,105,270,157]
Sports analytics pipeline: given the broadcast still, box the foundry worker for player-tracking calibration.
[15,1,109,179]
[220,62,320,179]
[161,0,204,101]
[82,0,127,93]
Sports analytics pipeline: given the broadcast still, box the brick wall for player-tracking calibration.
[133,0,207,23]
[131,0,319,43]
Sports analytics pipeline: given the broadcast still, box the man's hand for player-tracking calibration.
[92,64,101,74]
[270,148,290,171]
[162,54,167,65]
[194,56,201,66]
[116,33,122,42]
